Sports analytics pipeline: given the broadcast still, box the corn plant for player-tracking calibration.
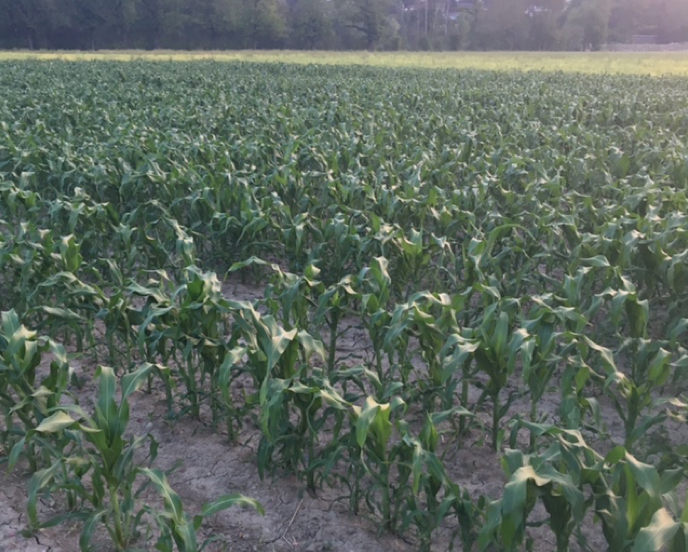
[399,410,479,551]
[357,256,394,381]
[142,467,264,552]
[469,299,529,450]
[25,363,262,551]
[499,421,688,552]
[632,500,688,552]
[0,309,71,471]
[382,291,469,410]
[479,445,586,551]
[26,364,161,549]
[2,59,688,551]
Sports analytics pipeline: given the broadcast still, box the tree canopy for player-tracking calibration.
[0,0,686,51]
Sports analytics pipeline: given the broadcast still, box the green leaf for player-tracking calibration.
[40,306,84,321]
[631,508,680,552]
[142,468,187,523]
[199,494,264,519]
[581,255,611,267]
[8,437,26,470]
[120,363,155,402]
[354,397,393,457]
[27,462,61,528]
[493,311,510,359]
[625,451,661,499]
[95,365,117,412]
[79,511,106,552]
[35,411,76,433]
[583,336,618,375]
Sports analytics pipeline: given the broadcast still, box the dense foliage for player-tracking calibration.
[1,0,687,51]
[1,60,688,550]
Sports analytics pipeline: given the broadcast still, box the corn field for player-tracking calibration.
[1,60,687,551]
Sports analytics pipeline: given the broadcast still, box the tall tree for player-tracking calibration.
[180,0,240,49]
[288,0,333,49]
[337,0,398,50]
[1,0,63,49]
[561,0,612,50]
[526,0,567,50]
[0,0,682,51]
[473,0,530,50]
[235,0,288,48]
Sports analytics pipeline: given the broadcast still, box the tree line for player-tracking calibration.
[1,0,687,52]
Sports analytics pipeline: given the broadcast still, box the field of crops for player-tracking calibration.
[4,50,688,76]
[1,60,687,551]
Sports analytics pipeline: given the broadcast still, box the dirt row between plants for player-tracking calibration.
[0,275,616,552]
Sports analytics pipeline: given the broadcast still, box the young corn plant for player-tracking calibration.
[256,371,346,490]
[631,496,688,552]
[357,256,394,382]
[30,268,105,357]
[612,338,672,451]
[344,396,477,549]
[382,290,467,410]
[232,257,322,332]
[520,294,586,445]
[26,363,262,551]
[1,222,59,317]
[470,299,530,450]
[585,279,674,450]
[399,410,478,551]
[256,326,326,476]
[350,395,407,532]
[26,364,161,549]
[502,420,688,552]
[221,296,329,477]
[142,467,264,552]
[593,447,685,552]
[129,267,232,420]
[172,267,231,419]
[479,445,586,552]
[0,309,71,471]
[310,272,358,374]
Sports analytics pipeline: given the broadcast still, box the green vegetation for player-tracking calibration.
[2,0,687,51]
[3,49,688,76]
[1,60,687,550]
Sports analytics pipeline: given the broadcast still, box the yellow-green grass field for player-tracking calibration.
[2,49,688,76]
